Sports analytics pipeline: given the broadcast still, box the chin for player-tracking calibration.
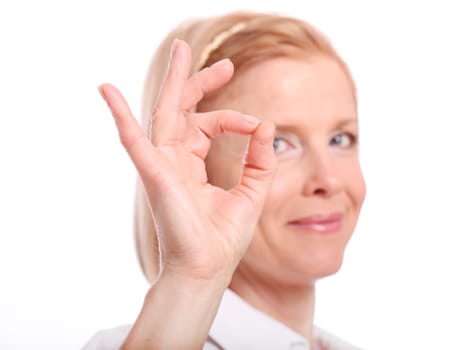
[289,248,347,283]
[311,255,345,280]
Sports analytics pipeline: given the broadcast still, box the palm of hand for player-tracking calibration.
[99,39,276,283]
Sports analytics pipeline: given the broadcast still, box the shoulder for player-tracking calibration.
[82,324,221,350]
[314,326,363,350]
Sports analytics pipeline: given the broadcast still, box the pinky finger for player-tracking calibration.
[98,84,145,149]
[98,84,157,176]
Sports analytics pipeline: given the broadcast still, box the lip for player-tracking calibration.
[287,213,343,234]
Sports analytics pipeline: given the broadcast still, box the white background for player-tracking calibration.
[1,1,455,349]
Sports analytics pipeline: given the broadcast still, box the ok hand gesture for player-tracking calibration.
[98,39,276,285]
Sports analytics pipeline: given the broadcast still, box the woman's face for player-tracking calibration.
[198,55,366,286]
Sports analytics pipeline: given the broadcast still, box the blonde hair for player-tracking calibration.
[134,11,356,283]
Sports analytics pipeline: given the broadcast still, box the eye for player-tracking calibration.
[330,132,357,149]
[272,133,303,157]
[273,137,292,154]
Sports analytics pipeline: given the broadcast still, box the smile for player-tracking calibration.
[287,213,343,234]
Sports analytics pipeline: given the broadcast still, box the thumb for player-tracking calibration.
[231,121,277,213]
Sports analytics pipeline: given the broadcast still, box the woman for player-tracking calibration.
[87,11,366,350]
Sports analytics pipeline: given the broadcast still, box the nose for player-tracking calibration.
[301,152,343,197]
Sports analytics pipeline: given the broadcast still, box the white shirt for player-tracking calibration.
[82,289,362,350]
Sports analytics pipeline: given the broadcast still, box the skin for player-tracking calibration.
[199,56,366,341]
[98,40,365,349]
[99,40,277,350]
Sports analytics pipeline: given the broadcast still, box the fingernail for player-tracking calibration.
[243,114,260,125]
[210,58,231,68]
[98,85,106,101]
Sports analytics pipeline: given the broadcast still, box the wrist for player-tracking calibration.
[157,266,232,295]
[121,267,229,350]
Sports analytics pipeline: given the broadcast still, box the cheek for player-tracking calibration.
[262,164,303,213]
[347,163,367,208]
[334,157,366,209]
[205,155,240,190]
[205,137,248,190]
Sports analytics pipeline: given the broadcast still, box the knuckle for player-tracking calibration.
[183,79,204,110]
[119,133,133,149]
[151,104,164,121]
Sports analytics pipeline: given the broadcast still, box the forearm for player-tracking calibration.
[120,271,228,350]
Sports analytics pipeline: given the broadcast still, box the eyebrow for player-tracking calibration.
[335,118,358,128]
[274,118,358,131]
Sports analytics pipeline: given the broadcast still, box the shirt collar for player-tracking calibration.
[208,289,310,350]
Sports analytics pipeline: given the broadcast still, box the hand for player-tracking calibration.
[98,39,276,285]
